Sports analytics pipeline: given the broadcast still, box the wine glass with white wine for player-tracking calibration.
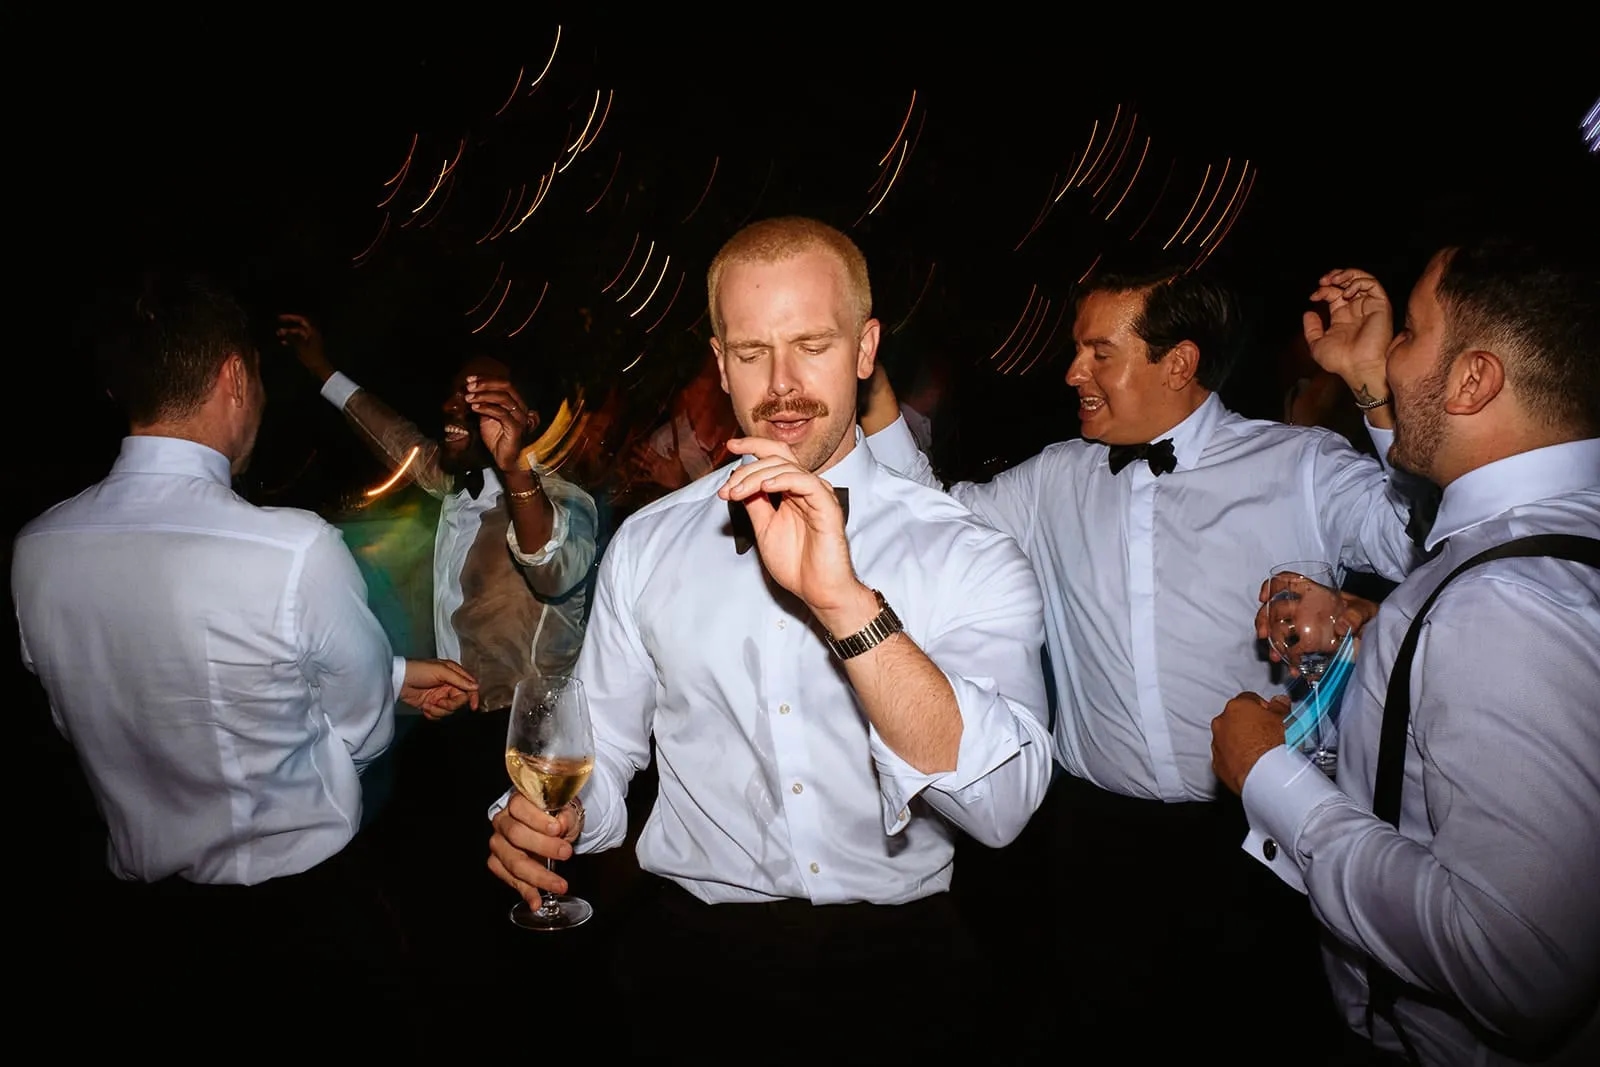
[504,673,596,930]
[1263,561,1351,778]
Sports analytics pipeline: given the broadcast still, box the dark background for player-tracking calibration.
[8,24,1596,914]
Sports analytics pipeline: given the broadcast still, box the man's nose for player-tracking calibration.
[768,352,795,395]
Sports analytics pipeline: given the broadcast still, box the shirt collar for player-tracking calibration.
[1427,437,1600,550]
[1153,392,1223,472]
[113,435,233,487]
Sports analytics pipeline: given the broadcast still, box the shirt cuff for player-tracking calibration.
[1365,422,1396,470]
[868,671,1025,836]
[391,656,406,704]
[1240,744,1341,892]
[487,787,512,823]
[505,488,569,566]
[321,370,361,410]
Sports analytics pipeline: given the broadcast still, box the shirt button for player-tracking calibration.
[778,703,791,715]
[777,619,787,630]
[791,782,804,794]
[1262,838,1278,861]
[809,862,820,874]
[897,809,908,822]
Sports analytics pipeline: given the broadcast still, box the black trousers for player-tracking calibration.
[1045,771,1341,1063]
[612,875,991,1063]
[94,833,418,1050]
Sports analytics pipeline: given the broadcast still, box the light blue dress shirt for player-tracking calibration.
[12,436,405,885]
[869,394,1421,800]
[1242,438,1600,1066]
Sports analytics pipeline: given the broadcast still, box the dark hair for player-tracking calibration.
[1435,236,1600,437]
[102,272,258,425]
[1076,261,1244,392]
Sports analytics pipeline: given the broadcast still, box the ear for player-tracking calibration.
[710,337,731,394]
[223,352,249,406]
[855,318,882,381]
[1443,349,1504,416]
[1163,339,1200,390]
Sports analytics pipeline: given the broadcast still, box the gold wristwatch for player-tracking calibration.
[823,589,904,660]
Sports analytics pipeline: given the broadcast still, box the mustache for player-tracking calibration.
[751,398,828,421]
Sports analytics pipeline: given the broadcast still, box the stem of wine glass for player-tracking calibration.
[537,856,564,919]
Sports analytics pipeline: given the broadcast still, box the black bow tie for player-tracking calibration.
[1405,481,1445,557]
[457,467,486,500]
[1107,439,1177,476]
[729,487,850,555]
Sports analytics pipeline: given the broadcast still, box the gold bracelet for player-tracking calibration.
[1353,393,1392,411]
[505,483,543,503]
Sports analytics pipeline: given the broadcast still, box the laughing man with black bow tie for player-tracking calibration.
[863,258,1428,1060]
[487,217,1051,1062]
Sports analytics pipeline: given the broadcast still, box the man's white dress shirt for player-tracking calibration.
[13,436,405,885]
[497,430,1052,905]
[1242,438,1600,1066]
[869,394,1420,801]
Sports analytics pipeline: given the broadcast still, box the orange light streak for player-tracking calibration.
[1195,169,1256,268]
[989,286,1039,361]
[1057,123,1099,201]
[645,271,685,333]
[579,90,614,153]
[630,256,672,317]
[494,66,525,117]
[465,264,505,316]
[1077,252,1104,285]
[680,156,719,224]
[477,188,515,245]
[1182,158,1230,243]
[1105,136,1151,220]
[417,171,456,229]
[1129,160,1176,240]
[351,213,390,266]
[1163,164,1212,249]
[565,91,602,154]
[999,298,1050,374]
[1077,105,1121,188]
[601,233,640,293]
[891,261,937,334]
[1198,162,1249,247]
[586,152,622,213]
[1092,114,1138,198]
[1015,175,1057,252]
[382,134,417,188]
[615,241,657,302]
[509,162,558,232]
[621,349,647,373]
[866,140,909,216]
[878,90,917,166]
[412,161,450,215]
[506,282,550,338]
[528,26,561,92]
[365,446,420,497]
[470,280,512,335]
[485,184,527,243]
[1018,302,1071,377]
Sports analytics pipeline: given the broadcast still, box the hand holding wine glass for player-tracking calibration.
[500,673,596,930]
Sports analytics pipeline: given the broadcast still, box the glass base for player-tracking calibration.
[509,895,593,931]
[1311,750,1338,779]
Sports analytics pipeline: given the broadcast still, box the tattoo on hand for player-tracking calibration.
[1355,384,1380,405]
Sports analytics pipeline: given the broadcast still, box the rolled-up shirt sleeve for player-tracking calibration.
[504,475,598,600]
[868,527,1053,847]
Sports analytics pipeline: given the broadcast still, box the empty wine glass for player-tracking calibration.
[1264,561,1346,777]
[504,673,596,930]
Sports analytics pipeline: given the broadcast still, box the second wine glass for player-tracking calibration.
[1263,560,1346,777]
[504,673,596,931]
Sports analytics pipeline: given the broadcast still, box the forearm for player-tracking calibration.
[340,389,451,496]
[502,468,556,550]
[818,585,961,774]
[1340,363,1394,430]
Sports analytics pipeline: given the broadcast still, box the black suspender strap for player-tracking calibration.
[1366,533,1600,1064]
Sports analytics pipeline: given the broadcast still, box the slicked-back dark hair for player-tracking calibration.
[1076,262,1244,393]
[102,272,258,426]
[1434,235,1600,437]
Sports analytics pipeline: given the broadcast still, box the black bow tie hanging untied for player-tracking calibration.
[1107,439,1177,476]
[457,468,486,500]
[729,487,850,555]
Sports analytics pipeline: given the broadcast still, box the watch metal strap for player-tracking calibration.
[823,589,904,659]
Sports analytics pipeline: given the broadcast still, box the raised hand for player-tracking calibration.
[276,313,336,383]
[717,436,866,623]
[1302,269,1393,410]
[400,657,480,718]
[464,376,535,472]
